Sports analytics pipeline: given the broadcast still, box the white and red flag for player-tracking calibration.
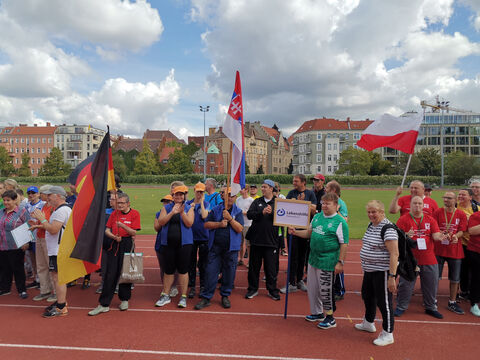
[222,71,246,195]
[356,113,423,154]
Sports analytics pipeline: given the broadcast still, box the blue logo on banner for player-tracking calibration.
[277,209,285,216]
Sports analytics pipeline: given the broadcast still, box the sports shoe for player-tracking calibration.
[458,291,469,301]
[425,309,444,319]
[317,315,336,329]
[221,296,231,309]
[155,294,171,307]
[119,301,128,311]
[305,313,325,322]
[194,298,211,310]
[334,293,344,301]
[355,319,377,333]
[188,287,196,299]
[0,290,11,296]
[169,286,179,298]
[26,281,39,289]
[447,301,464,315]
[238,260,244,266]
[245,290,258,299]
[88,305,110,316]
[280,284,297,294]
[244,250,248,258]
[46,294,57,303]
[43,305,68,318]
[96,287,103,294]
[178,296,187,308]
[373,330,394,346]
[19,291,28,299]
[297,280,307,292]
[281,249,288,256]
[82,278,91,289]
[268,292,281,301]
[33,292,51,301]
[393,308,404,317]
[470,303,480,317]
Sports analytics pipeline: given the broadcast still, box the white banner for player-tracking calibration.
[273,198,311,229]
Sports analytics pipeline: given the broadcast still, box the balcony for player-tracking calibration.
[66,144,82,151]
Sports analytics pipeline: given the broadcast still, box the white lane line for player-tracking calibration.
[0,304,478,326]
[0,343,334,360]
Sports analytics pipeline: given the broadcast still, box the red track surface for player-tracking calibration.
[1,235,479,360]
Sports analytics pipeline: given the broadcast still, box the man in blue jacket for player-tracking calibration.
[195,187,244,310]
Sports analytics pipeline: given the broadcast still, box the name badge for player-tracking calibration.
[441,238,450,245]
[417,238,427,250]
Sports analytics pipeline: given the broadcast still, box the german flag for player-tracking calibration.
[57,130,116,284]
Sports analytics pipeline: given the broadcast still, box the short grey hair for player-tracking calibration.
[118,192,130,203]
[205,178,217,187]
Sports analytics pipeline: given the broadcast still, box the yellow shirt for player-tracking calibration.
[458,205,474,245]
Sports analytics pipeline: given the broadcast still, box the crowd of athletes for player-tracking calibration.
[1,175,480,347]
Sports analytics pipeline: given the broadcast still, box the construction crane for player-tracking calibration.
[421,96,474,113]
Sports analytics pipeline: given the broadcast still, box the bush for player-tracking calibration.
[0,176,68,184]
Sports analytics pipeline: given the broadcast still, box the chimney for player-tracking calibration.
[346,117,351,129]
[34,124,37,127]
[46,122,51,127]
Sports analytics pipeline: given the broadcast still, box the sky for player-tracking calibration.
[1,0,480,140]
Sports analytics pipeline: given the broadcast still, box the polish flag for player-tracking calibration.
[356,113,423,154]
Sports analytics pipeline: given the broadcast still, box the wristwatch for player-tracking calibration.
[337,260,344,265]
[388,273,396,278]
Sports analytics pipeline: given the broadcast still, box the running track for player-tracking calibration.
[0,235,478,360]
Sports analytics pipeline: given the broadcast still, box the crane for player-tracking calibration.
[420,96,474,113]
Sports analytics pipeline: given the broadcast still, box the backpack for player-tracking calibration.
[380,223,418,282]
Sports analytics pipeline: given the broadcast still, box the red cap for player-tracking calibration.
[314,173,325,181]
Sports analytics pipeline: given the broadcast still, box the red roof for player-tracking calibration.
[158,147,176,162]
[262,126,280,142]
[115,138,161,152]
[144,129,179,141]
[294,118,373,134]
[1,125,56,136]
[188,136,205,148]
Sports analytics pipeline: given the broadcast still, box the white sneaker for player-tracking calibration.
[373,330,394,346]
[46,294,57,303]
[88,305,110,316]
[155,294,171,307]
[280,284,297,294]
[169,286,179,298]
[119,301,128,311]
[355,319,377,333]
[471,303,480,317]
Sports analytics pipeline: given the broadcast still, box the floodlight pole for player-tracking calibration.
[199,105,210,182]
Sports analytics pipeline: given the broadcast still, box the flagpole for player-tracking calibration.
[225,141,233,199]
[400,154,412,188]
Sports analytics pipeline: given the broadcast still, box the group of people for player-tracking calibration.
[1,175,480,348]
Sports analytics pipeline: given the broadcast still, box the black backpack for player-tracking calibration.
[380,223,418,282]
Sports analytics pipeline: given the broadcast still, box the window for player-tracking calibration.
[37,158,41,164]
[316,154,322,162]
[15,138,18,143]
[317,133,322,140]
[345,134,349,140]
[328,165,332,172]
[31,169,35,175]
[333,143,337,150]
[31,148,34,153]
[328,143,332,150]
[48,138,52,143]
[42,158,46,164]
[21,148,24,153]
[316,143,322,151]
[42,148,46,153]
[210,166,214,172]
[333,155,338,162]
[31,137,35,143]
[317,165,322,172]
[15,148,18,153]
[15,158,19,164]
[328,154,332,161]
[21,138,24,143]
[42,137,46,143]
[37,147,41,153]
[354,133,361,140]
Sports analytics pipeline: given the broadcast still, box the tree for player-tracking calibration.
[369,152,393,175]
[245,162,250,174]
[0,147,15,177]
[18,152,31,177]
[256,164,264,174]
[133,139,158,175]
[287,159,293,174]
[184,142,200,157]
[337,148,372,175]
[115,149,138,173]
[395,152,423,176]
[445,151,480,185]
[112,152,128,180]
[39,147,71,176]
[416,148,441,176]
[164,148,194,174]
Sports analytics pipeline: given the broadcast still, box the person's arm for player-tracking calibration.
[154,214,162,232]
[105,227,122,242]
[389,187,403,214]
[288,226,313,239]
[469,223,480,235]
[200,200,209,219]
[157,206,175,226]
[181,205,195,228]
[222,209,243,233]
[205,220,227,229]
[432,231,445,242]
[246,200,263,221]
[385,239,399,293]
[117,221,137,236]
[334,244,348,274]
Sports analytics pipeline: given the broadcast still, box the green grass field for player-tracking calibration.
[120,185,447,239]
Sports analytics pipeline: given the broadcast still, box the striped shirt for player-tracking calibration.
[360,218,398,272]
[0,206,31,250]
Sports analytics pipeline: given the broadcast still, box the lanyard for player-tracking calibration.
[443,209,455,232]
[409,213,424,230]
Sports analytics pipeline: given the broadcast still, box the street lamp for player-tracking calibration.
[440,100,449,188]
[199,105,210,182]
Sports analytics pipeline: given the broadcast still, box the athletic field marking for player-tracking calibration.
[0,343,334,360]
[1,304,478,326]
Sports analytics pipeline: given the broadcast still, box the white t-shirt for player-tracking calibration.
[236,196,254,227]
[46,204,72,256]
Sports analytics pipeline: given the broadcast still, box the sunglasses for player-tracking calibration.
[27,192,37,195]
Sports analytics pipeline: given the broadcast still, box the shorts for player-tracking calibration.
[160,244,192,275]
[436,256,461,283]
[242,226,250,246]
[49,256,58,273]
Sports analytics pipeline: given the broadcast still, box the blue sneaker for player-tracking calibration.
[394,308,404,317]
[317,315,336,329]
[305,313,325,322]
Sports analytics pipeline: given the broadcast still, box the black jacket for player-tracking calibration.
[246,196,279,248]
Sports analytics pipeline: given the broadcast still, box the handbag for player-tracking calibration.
[119,240,145,284]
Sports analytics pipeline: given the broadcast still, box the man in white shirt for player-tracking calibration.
[236,185,254,265]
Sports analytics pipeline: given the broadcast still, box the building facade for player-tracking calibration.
[292,117,373,175]
[0,123,57,175]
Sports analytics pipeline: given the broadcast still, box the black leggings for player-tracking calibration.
[160,244,193,275]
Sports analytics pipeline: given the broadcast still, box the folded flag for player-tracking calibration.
[356,113,423,154]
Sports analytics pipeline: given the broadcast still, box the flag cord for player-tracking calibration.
[400,154,412,188]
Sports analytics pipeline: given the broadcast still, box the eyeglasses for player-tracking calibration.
[442,197,455,200]
[27,192,37,195]
[116,201,127,204]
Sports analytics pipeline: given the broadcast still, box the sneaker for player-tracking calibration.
[334,293,344,301]
[305,313,325,322]
[221,296,231,309]
[458,291,469,301]
[178,296,187,308]
[280,284,297,294]
[82,278,90,289]
[119,301,129,311]
[373,330,394,346]
[244,250,248,258]
[238,260,244,266]
[393,308,404,317]
[96,287,103,294]
[46,294,57,303]
[281,249,288,256]
[0,290,11,296]
[317,315,336,330]
[43,305,68,318]
[355,319,377,333]
[268,292,281,301]
[447,301,464,315]
[19,291,28,299]
[155,294,171,307]
[188,287,196,299]
[114,285,119,294]
[26,281,39,289]
[169,286,179,298]
[425,309,444,319]
[194,298,211,310]
[470,304,480,317]
[297,280,307,292]
[245,290,259,299]
[33,293,51,301]
[88,305,110,316]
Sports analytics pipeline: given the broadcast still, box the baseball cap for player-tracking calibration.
[39,184,52,194]
[194,182,206,192]
[263,179,275,188]
[424,183,432,191]
[161,194,173,202]
[313,173,325,181]
[173,185,189,194]
[43,186,67,197]
[27,186,39,193]
[250,184,257,188]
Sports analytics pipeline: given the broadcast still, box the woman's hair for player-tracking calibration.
[2,189,18,200]
[321,193,338,204]
[366,200,385,213]
[4,178,19,190]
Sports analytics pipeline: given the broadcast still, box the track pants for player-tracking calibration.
[247,245,279,295]
[396,264,439,312]
[307,264,336,315]
[361,271,394,333]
